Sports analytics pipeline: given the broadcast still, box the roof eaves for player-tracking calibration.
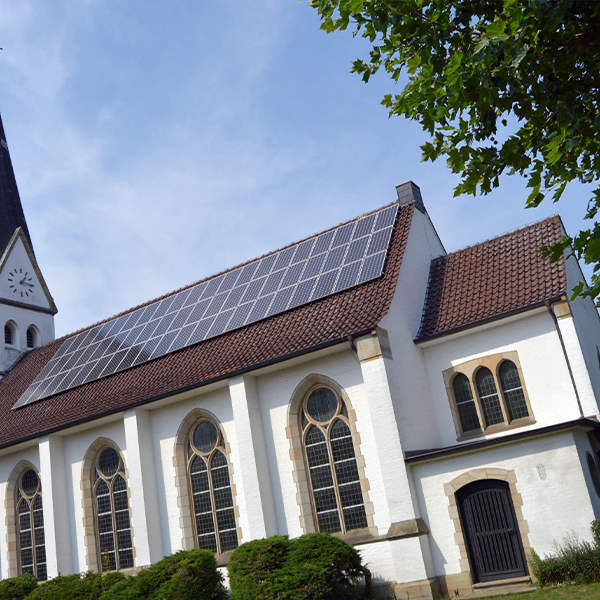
[414,295,564,343]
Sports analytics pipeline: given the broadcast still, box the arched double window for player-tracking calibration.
[187,419,238,554]
[301,387,367,534]
[448,355,532,437]
[16,469,46,580]
[93,447,134,571]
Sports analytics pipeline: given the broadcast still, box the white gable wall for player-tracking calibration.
[379,208,445,451]
[419,309,581,448]
[0,236,50,311]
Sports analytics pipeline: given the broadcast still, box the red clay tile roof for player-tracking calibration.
[0,202,414,449]
[416,216,567,341]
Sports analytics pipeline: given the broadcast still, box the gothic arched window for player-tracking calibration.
[187,419,238,554]
[499,360,530,421]
[301,387,367,534]
[475,367,504,427]
[16,469,46,580]
[93,447,134,571]
[452,373,480,432]
[5,323,13,345]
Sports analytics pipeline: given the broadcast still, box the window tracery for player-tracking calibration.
[93,447,134,571]
[16,468,46,580]
[186,419,238,554]
[301,387,367,534]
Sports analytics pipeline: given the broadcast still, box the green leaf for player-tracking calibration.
[473,37,490,54]
[407,54,421,74]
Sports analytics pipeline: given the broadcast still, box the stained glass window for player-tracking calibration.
[499,361,529,421]
[94,447,134,571]
[301,387,367,534]
[187,420,238,554]
[16,469,46,580]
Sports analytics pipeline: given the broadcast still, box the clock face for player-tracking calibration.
[7,268,35,298]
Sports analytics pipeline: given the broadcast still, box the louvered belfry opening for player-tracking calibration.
[457,480,528,583]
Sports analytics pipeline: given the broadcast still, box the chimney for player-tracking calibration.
[395,181,426,213]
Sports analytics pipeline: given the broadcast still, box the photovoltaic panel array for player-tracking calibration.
[14,204,398,408]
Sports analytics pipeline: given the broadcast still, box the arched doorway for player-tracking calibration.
[457,480,528,583]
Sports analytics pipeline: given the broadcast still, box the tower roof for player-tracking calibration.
[0,113,33,256]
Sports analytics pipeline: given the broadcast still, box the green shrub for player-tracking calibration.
[228,533,369,600]
[100,549,227,600]
[25,571,125,600]
[531,521,600,587]
[228,536,292,600]
[0,573,37,600]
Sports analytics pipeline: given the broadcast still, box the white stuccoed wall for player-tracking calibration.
[148,384,235,555]
[124,408,164,566]
[419,309,582,448]
[0,444,40,579]
[62,419,127,573]
[229,375,277,540]
[39,435,72,578]
[254,348,365,538]
[379,207,445,451]
[412,431,597,578]
[563,250,600,416]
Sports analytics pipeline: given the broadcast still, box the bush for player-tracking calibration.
[100,549,227,600]
[26,571,125,600]
[228,533,369,600]
[228,536,292,600]
[531,521,600,587]
[0,573,37,600]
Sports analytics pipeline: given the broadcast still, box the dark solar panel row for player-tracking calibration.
[14,204,398,408]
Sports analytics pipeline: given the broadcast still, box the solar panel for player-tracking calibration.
[14,204,399,409]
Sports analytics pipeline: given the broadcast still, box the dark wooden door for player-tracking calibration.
[457,480,528,583]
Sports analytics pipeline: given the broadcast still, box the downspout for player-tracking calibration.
[546,299,584,417]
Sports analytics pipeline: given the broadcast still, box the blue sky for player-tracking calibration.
[0,1,595,336]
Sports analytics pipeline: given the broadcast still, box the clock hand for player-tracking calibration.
[23,282,34,287]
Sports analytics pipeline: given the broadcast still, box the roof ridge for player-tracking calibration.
[41,200,401,348]
[435,214,562,262]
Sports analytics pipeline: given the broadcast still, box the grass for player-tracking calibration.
[475,582,600,599]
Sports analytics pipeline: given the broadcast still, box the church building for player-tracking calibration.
[1,112,600,598]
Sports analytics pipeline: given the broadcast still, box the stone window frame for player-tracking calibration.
[81,438,135,572]
[172,408,240,559]
[444,468,532,589]
[286,374,376,537]
[443,351,535,441]
[5,460,39,579]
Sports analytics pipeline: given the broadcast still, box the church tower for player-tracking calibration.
[0,113,56,376]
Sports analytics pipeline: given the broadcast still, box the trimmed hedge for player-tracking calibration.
[531,520,600,587]
[228,532,370,600]
[100,549,227,600]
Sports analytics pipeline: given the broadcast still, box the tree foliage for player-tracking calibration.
[311,0,600,299]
